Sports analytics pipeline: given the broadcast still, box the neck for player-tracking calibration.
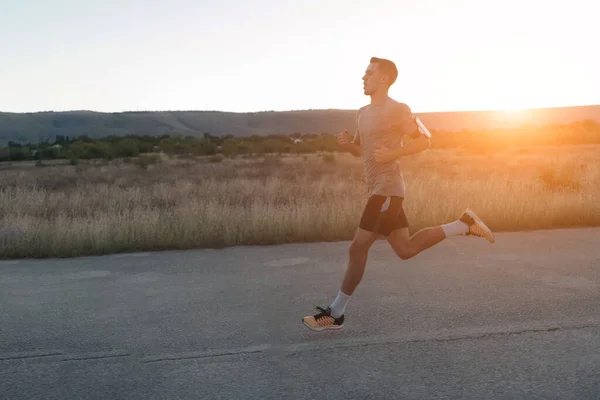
[370,90,388,107]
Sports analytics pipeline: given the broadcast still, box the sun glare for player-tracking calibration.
[502,107,525,114]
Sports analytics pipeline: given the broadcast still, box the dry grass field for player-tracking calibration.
[1,145,599,259]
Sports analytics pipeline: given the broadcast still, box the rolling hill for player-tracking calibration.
[1,104,599,145]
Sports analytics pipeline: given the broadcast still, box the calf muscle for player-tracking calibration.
[387,226,445,260]
[340,228,378,295]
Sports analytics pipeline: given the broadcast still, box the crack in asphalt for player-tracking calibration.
[0,352,131,363]
[288,324,600,356]
[142,349,265,363]
[143,322,600,363]
[304,323,598,355]
[0,352,63,361]
[3,323,598,364]
[430,326,561,342]
[61,353,131,362]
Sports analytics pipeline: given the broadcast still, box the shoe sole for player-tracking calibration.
[302,319,343,332]
[465,208,495,243]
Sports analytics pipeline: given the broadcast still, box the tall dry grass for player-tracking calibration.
[1,145,599,259]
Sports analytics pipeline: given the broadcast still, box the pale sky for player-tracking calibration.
[1,0,598,114]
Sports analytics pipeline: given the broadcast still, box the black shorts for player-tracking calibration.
[359,195,409,237]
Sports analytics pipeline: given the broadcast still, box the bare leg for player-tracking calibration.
[301,228,379,329]
[386,226,446,260]
[340,228,379,295]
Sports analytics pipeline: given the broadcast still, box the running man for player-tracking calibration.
[302,57,495,332]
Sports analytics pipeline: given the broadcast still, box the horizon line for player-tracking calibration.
[1,102,600,116]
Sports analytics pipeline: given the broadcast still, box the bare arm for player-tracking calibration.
[341,108,363,157]
[389,136,430,158]
[373,103,431,163]
[340,142,362,157]
[373,135,429,163]
[337,128,362,157]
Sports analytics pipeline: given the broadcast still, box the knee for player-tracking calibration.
[349,240,370,259]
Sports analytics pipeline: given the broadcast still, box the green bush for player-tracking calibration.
[8,147,27,161]
[115,139,139,158]
[0,147,9,162]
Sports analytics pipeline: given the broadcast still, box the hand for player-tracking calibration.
[337,130,351,146]
[373,144,397,163]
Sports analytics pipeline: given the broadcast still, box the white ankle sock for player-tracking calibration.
[441,220,469,237]
[330,290,351,318]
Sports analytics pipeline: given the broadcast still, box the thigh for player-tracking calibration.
[358,194,387,234]
[379,196,409,237]
[386,226,410,248]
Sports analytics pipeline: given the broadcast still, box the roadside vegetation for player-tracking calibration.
[1,139,599,259]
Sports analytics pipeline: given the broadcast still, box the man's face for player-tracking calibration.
[362,62,386,95]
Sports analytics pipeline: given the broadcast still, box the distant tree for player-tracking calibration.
[77,135,93,143]
[115,139,139,158]
[137,140,155,153]
[222,138,243,156]
[54,135,67,146]
[0,147,9,162]
[203,132,217,142]
[201,140,217,155]
[70,141,115,160]
[41,146,61,159]
[8,147,27,161]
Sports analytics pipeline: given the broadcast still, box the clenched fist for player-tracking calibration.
[337,130,352,146]
[373,143,397,163]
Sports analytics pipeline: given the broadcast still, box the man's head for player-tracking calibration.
[362,57,398,96]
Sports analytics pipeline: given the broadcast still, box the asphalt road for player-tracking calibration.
[1,228,599,399]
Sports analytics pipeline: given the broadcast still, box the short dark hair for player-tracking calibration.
[370,57,398,86]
